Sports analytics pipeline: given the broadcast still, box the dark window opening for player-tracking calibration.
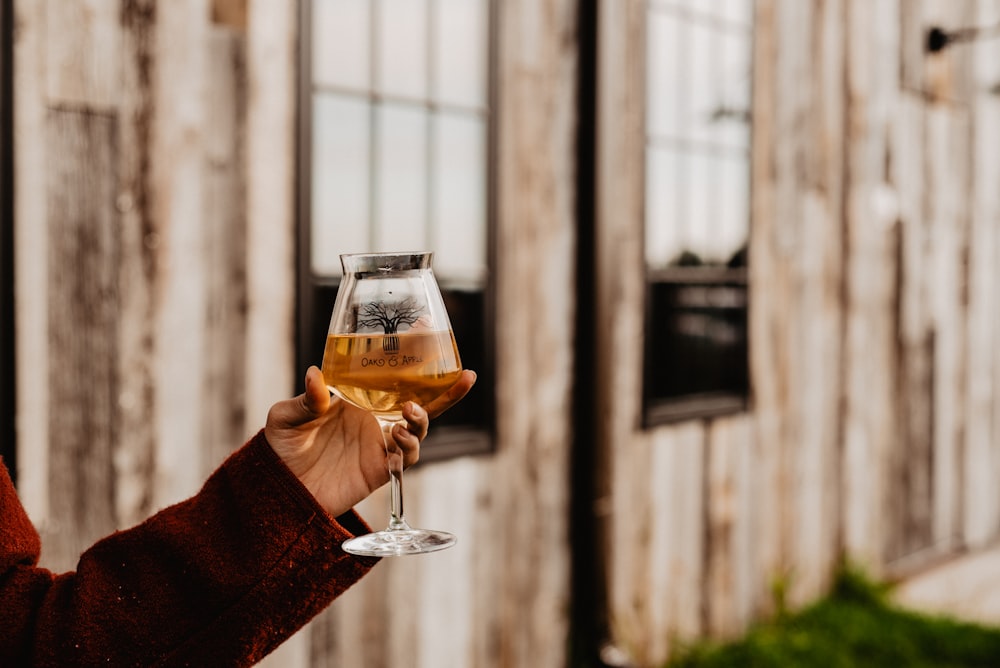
[643,266,749,424]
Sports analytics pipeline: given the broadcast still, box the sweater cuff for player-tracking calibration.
[244,429,375,546]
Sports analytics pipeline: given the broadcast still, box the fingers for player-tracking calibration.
[401,401,429,440]
[425,369,477,419]
[392,421,421,468]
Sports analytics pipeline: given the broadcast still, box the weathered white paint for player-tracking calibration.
[13,0,50,526]
[153,0,210,508]
[244,0,298,428]
[44,0,120,111]
[962,0,1000,548]
[12,0,1000,666]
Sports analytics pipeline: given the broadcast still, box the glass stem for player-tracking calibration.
[377,417,410,532]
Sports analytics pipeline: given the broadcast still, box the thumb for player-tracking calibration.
[302,366,331,415]
[268,366,331,429]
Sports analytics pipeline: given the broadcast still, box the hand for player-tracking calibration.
[264,366,476,519]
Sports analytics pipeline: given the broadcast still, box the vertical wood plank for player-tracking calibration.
[746,0,785,619]
[44,0,120,110]
[114,0,159,529]
[151,0,209,507]
[649,425,705,661]
[887,89,935,565]
[45,109,119,570]
[705,416,755,639]
[492,0,577,665]
[202,25,248,468]
[244,0,297,423]
[406,460,485,668]
[13,0,51,525]
[962,0,1000,548]
[841,0,899,571]
[751,0,845,609]
[926,102,969,553]
[989,0,1000,557]
[596,0,646,660]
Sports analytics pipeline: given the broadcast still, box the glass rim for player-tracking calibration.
[339,251,433,274]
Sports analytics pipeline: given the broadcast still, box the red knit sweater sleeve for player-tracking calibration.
[0,431,379,667]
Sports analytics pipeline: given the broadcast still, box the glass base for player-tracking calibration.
[342,528,457,557]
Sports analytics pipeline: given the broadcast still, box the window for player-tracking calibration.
[643,0,753,423]
[0,0,14,478]
[298,0,494,458]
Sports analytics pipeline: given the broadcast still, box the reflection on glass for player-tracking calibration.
[311,94,371,274]
[312,0,370,90]
[375,105,429,251]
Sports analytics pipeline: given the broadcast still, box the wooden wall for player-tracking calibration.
[13,0,287,568]
[598,0,1000,665]
[13,1,577,667]
[12,0,1000,667]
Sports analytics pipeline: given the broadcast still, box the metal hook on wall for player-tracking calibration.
[926,22,1000,52]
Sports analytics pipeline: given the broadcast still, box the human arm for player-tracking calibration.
[0,435,378,667]
[0,367,475,667]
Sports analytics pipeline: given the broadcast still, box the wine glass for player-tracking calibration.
[322,252,461,556]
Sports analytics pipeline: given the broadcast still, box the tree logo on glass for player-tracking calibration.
[357,297,424,354]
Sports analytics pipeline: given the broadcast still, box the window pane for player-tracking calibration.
[434,0,489,108]
[643,0,753,423]
[431,113,487,284]
[723,0,754,26]
[716,31,752,151]
[683,150,715,263]
[646,11,682,140]
[687,19,718,146]
[301,0,494,449]
[374,103,429,251]
[312,0,370,90]
[377,0,428,99]
[716,154,749,265]
[645,146,684,268]
[645,278,749,408]
[311,94,371,274]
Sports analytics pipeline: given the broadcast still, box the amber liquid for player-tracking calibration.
[322,330,462,417]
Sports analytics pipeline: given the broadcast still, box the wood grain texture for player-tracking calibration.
[45,108,119,570]
[598,0,1000,664]
[13,0,1000,665]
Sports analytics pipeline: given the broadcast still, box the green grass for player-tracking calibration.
[666,568,1000,667]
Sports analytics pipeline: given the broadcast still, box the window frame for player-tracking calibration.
[640,0,754,427]
[295,0,496,461]
[0,0,15,479]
